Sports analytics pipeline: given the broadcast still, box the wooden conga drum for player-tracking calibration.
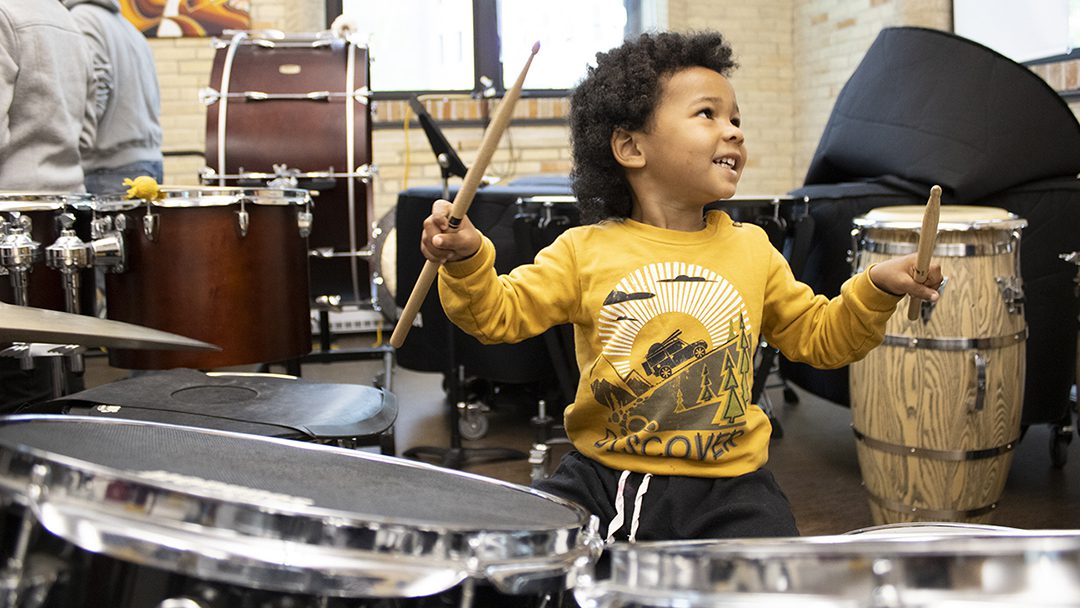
[203,32,374,306]
[97,187,313,369]
[850,206,1027,524]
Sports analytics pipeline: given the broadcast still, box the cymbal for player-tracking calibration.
[0,302,220,351]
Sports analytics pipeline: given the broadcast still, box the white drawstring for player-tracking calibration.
[604,470,631,544]
[605,471,653,544]
[628,473,652,543]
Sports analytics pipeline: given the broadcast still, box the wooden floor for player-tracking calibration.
[84,336,1080,536]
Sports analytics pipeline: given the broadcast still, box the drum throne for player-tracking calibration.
[781,26,1080,465]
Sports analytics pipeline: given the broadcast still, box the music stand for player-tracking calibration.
[408,97,468,199]
[401,97,526,469]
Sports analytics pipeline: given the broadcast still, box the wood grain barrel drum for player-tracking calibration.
[95,187,313,370]
[849,206,1027,524]
[203,32,374,305]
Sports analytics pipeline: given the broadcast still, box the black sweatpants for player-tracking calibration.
[534,450,799,542]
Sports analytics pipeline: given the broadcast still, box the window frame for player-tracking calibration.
[325,0,577,99]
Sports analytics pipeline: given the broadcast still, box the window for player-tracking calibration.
[329,0,665,94]
[953,0,1077,63]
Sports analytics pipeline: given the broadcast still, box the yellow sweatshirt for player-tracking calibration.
[439,210,901,477]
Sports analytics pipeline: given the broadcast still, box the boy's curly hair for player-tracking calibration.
[569,31,737,223]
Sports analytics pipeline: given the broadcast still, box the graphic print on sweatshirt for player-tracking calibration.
[591,262,754,460]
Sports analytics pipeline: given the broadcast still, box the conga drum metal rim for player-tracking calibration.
[0,415,598,599]
[853,205,1027,231]
[574,532,1080,607]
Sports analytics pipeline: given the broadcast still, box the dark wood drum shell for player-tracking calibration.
[105,201,311,369]
[205,35,373,304]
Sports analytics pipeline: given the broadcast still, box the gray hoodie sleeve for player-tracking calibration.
[0,7,17,149]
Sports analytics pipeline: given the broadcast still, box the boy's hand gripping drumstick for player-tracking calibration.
[390,42,540,349]
[906,185,942,321]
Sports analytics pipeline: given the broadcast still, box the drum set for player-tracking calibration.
[1,24,1079,607]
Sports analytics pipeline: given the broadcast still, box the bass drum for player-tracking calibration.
[0,416,599,607]
[204,31,375,306]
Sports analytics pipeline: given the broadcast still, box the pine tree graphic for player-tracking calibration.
[737,316,751,393]
[714,350,746,423]
[698,363,718,403]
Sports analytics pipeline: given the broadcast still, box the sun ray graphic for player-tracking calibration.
[599,263,751,378]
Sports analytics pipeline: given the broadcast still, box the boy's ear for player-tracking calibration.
[610,128,646,169]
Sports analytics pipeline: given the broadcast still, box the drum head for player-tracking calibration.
[0,416,595,598]
[853,204,1026,231]
[0,192,94,213]
[93,186,311,211]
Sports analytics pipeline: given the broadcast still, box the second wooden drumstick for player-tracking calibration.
[906,185,942,321]
[390,42,541,349]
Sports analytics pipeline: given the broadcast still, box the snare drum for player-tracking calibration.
[0,416,598,606]
[203,32,375,306]
[574,529,1080,607]
[0,193,95,311]
[96,186,313,369]
[850,206,1027,524]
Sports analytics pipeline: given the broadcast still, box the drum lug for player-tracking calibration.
[356,163,378,183]
[45,216,93,314]
[91,231,126,275]
[297,208,313,238]
[848,227,864,273]
[971,351,988,413]
[143,211,160,242]
[236,208,250,238]
[198,86,220,106]
[995,276,1025,315]
[919,276,948,324]
[0,214,41,307]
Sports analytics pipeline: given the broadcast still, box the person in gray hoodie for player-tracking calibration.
[0,0,94,192]
[64,0,163,194]
[0,0,94,411]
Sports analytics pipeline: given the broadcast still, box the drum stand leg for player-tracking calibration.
[403,326,526,470]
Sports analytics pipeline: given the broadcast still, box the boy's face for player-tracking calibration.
[632,67,746,205]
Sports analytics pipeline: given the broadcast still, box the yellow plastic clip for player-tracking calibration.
[123,176,163,201]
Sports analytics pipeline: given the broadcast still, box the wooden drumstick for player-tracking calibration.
[906,185,942,321]
[390,42,540,349]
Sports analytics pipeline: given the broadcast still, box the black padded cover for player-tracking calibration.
[25,369,397,440]
[804,27,1080,201]
[394,184,574,383]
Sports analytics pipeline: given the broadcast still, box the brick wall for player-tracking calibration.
[791,0,950,186]
[161,0,1080,221]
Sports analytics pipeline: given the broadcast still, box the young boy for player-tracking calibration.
[420,31,942,542]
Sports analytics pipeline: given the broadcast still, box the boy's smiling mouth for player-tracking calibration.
[714,155,739,171]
